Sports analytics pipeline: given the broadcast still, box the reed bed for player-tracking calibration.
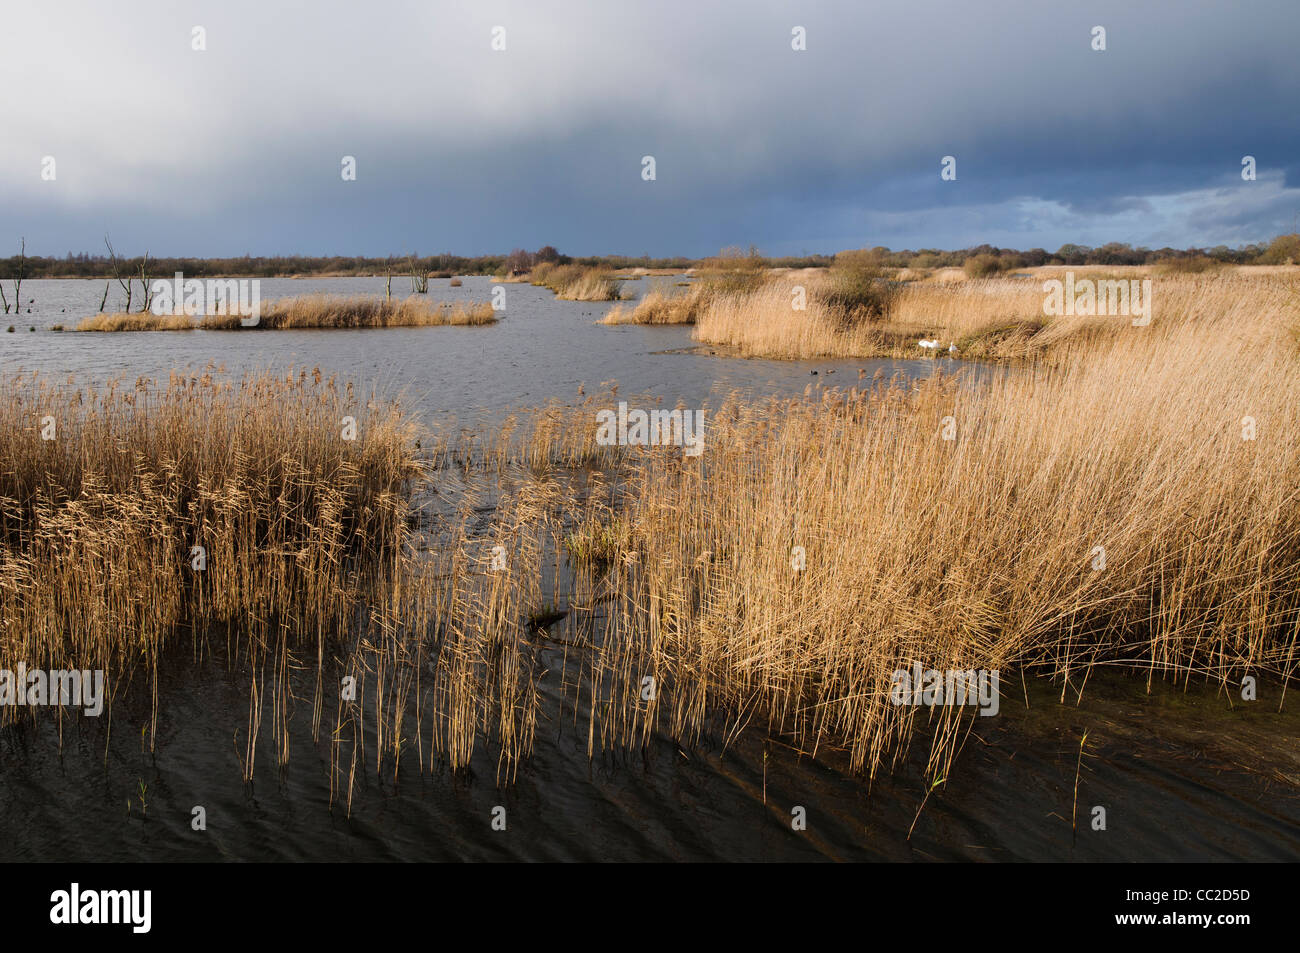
[76,295,496,331]
[693,271,1298,361]
[574,286,1300,779]
[437,274,1300,780]
[0,369,545,800]
[6,273,1299,799]
[237,295,495,329]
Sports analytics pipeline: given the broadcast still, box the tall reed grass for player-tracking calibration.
[8,273,1298,798]
[0,370,540,799]
[572,283,1300,778]
[694,272,1297,361]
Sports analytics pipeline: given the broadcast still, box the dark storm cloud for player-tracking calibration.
[2,0,1296,256]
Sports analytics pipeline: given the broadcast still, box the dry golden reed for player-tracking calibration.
[600,287,710,325]
[530,263,626,301]
[7,271,1299,799]
[693,270,1299,362]
[76,295,496,331]
[571,283,1300,780]
[0,369,543,802]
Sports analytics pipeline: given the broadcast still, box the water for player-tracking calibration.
[0,276,927,419]
[3,663,1294,861]
[2,276,1296,861]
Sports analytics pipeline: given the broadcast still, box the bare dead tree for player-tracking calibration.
[385,255,393,300]
[1,238,26,314]
[408,253,428,294]
[104,235,132,312]
[14,238,25,312]
[136,251,155,313]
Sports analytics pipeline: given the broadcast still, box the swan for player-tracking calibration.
[918,339,939,349]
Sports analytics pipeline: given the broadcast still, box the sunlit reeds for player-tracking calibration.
[74,312,196,331]
[530,263,626,301]
[600,288,709,325]
[693,270,1298,361]
[8,272,1299,800]
[76,295,496,331]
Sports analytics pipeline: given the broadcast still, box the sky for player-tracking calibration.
[2,0,1298,258]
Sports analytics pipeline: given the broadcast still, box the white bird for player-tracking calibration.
[918,339,939,350]
[948,342,957,355]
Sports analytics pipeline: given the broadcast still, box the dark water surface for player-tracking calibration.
[2,277,1296,861]
[3,663,1295,861]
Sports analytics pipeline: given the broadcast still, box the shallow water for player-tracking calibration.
[2,661,1295,861]
[2,276,1296,861]
[0,276,932,420]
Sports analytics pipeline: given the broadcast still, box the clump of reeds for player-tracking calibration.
[77,296,496,331]
[0,369,540,798]
[0,370,404,738]
[696,247,768,295]
[600,288,709,325]
[76,312,197,331]
[1154,256,1229,275]
[206,295,496,329]
[530,263,626,301]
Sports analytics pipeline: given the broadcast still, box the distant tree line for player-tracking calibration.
[3,235,1297,280]
[844,235,1300,272]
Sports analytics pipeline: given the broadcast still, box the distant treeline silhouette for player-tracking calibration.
[3,234,1297,279]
